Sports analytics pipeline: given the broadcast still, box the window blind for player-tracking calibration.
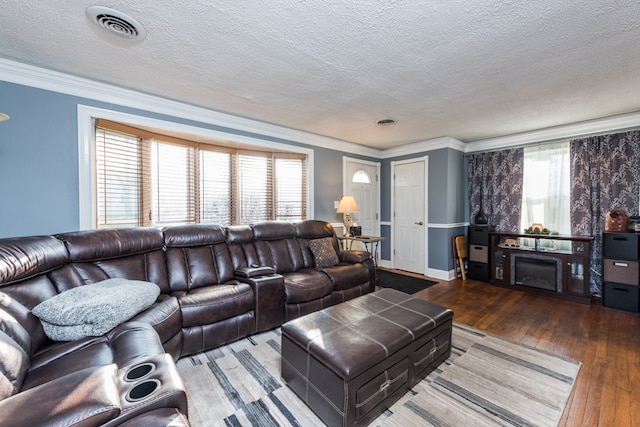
[94,120,307,228]
[200,149,232,225]
[275,156,306,221]
[95,127,143,227]
[238,152,272,224]
[150,140,197,225]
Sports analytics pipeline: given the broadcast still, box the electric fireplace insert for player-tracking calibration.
[511,253,563,292]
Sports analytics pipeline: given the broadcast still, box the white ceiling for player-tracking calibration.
[1,1,640,150]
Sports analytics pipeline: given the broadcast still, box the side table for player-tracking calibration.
[338,235,384,268]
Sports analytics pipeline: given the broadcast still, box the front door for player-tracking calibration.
[344,159,378,237]
[393,159,427,274]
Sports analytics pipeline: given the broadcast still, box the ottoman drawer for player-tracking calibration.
[355,358,409,420]
[412,326,452,383]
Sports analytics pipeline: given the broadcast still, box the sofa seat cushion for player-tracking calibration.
[283,269,333,304]
[0,365,121,427]
[178,283,254,328]
[32,279,160,341]
[321,263,371,291]
[23,338,112,391]
[131,296,182,358]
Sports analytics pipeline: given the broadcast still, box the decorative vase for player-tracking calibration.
[475,208,488,225]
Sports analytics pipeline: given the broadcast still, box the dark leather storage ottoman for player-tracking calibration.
[281,288,453,427]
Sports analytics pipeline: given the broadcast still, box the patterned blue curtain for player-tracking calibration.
[570,131,640,296]
[468,148,524,232]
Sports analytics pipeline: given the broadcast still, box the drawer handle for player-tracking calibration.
[613,237,628,241]
[613,287,629,292]
[614,262,629,267]
[380,380,390,392]
[474,246,483,250]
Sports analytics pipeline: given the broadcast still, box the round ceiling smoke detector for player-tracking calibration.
[377,118,396,126]
[86,6,146,40]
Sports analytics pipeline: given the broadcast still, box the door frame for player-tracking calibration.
[391,156,429,275]
[342,156,381,236]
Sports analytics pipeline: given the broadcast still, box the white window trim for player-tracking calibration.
[78,105,314,230]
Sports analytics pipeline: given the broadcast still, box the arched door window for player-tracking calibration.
[352,169,371,184]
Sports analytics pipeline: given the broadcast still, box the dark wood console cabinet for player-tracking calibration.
[489,231,593,304]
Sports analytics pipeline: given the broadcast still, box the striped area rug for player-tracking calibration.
[177,323,580,426]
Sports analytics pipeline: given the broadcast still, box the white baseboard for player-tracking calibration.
[426,268,455,281]
[377,259,391,269]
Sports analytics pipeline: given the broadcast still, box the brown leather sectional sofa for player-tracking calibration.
[0,220,375,426]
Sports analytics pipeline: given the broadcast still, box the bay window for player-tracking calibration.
[95,119,307,228]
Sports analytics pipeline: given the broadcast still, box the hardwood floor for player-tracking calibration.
[404,275,640,427]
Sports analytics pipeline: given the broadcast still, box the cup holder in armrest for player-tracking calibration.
[124,362,155,382]
[125,379,161,402]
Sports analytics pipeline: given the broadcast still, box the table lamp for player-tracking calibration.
[336,195,359,235]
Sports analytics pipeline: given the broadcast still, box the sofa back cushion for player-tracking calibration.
[0,296,33,399]
[226,225,260,270]
[53,228,170,294]
[252,222,305,273]
[163,225,234,292]
[0,236,69,284]
[0,236,69,351]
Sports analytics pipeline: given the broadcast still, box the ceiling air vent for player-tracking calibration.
[377,118,396,126]
[86,6,146,40]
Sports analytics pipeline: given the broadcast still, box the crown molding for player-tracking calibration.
[12,57,635,159]
[0,58,381,157]
[466,111,640,153]
[380,136,466,158]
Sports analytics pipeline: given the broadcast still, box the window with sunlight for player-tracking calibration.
[520,141,571,237]
[94,120,307,228]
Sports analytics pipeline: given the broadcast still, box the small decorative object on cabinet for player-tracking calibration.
[602,232,640,312]
[468,225,493,281]
[489,231,592,304]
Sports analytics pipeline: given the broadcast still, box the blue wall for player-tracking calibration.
[0,81,377,237]
[1,83,82,236]
[380,147,467,271]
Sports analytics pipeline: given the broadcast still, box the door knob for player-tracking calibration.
[414,221,424,226]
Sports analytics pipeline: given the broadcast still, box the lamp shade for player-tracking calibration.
[0,113,9,122]
[336,195,359,213]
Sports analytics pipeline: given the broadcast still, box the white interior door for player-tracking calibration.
[393,159,427,274]
[344,158,380,243]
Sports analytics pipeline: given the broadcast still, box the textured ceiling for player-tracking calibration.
[1,1,640,149]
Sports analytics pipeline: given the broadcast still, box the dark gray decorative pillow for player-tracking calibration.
[309,237,339,268]
[32,278,160,341]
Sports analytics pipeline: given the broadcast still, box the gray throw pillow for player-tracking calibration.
[32,278,160,341]
[309,237,340,268]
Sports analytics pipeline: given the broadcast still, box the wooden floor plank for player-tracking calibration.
[391,273,640,427]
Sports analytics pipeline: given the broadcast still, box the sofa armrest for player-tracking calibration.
[234,266,276,278]
[0,365,120,427]
[236,274,285,332]
[338,250,371,264]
